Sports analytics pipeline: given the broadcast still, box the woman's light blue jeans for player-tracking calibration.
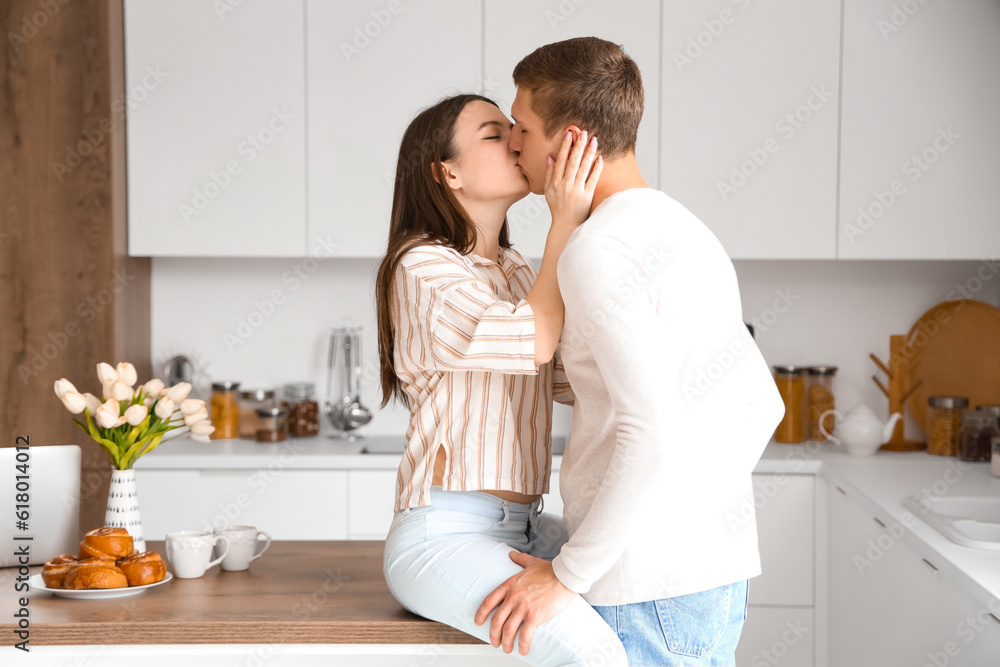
[383,486,628,666]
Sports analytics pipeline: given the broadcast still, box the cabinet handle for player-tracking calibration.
[873,517,887,528]
[921,558,938,573]
[835,486,846,495]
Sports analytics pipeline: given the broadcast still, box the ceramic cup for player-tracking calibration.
[165,530,230,578]
[212,525,272,571]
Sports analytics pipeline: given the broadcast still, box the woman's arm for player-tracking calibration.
[524,131,602,365]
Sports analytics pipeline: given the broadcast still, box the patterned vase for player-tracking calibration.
[105,468,146,553]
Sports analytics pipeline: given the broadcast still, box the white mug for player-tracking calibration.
[212,525,271,571]
[166,530,229,578]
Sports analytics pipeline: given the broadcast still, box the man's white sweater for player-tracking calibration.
[550,187,785,606]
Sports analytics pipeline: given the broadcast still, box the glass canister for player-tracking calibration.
[926,396,969,456]
[992,435,1000,478]
[805,366,837,441]
[239,389,276,439]
[958,410,988,462]
[255,406,288,443]
[283,382,320,437]
[209,381,241,440]
[773,365,805,444]
[974,407,999,463]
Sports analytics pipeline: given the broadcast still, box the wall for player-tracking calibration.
[151,255,1000,443]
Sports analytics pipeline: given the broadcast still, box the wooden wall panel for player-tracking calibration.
[0,0,150,539]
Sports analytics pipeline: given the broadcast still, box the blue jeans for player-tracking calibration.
[384,486,628,666]
[592,579,749,666]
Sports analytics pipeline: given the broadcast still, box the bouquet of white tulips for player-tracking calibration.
[54,361,216,470]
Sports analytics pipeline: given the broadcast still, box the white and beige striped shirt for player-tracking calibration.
[390,243,573,512]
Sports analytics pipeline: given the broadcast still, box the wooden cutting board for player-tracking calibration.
[902,299,1000,431]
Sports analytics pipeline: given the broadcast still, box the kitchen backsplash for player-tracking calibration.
[152,257,1000,442]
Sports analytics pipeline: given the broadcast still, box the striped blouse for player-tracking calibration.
[390,243,573,512]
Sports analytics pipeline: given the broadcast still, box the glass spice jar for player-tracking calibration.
[805,366,837,441]
[959,410,989,462]
[992,435,1000,478]
[209,381,241,440]
[283,382,320,437]
[773,365,805,444]
[255,406,288,443]
[238,389,276,439]
[926,396,969,457]
[974,408,999,463]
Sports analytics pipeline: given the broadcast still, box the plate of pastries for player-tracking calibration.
[29,526,171,599]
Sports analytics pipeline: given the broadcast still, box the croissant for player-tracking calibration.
[41,554,78,589]
[78,526,134,560]
[63,558,128,589]
[116,551,166,587]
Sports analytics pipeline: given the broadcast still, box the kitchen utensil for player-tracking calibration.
[819,403,902,455]
[163,354,195,388]
[899,299,1000,434]
[212,525,271,571]
[165,531,229,578]
[871,335,926,451]
[325,326,372,438]
[27,572,173,599]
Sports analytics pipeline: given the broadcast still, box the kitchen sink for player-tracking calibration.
[903,494,1000,550]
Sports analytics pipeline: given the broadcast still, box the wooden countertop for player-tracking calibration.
[7,541,483,646]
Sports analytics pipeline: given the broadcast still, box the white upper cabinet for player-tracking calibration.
[484,0,661,260]
[660,0,842,260]
[306,0,482,258]
[125,0,307,257]
[838,0,1000,259]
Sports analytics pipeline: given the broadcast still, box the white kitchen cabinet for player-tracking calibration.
[483,0,661,259]
[660,0,841,260]
[750,474,814,606]
[306,0,482,257]
[124,0,307,257]
[828,483,1000,666]
[838,0,1000,259]
[134,469,348,540]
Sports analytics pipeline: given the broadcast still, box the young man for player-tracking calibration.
[474,37,786,666]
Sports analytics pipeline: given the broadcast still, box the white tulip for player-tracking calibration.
[142,395,154,408]
[83,393,103,415]
[179,398,205,415]
[142,378,164,399]
[183,407,208,426]
[190,421,215,443]
[115,362,137,387]
[111,381,132,402]
[96,362,118,385]
[95,399,121,430]
[59,391,87,414]
[54,378,78,399]
[124,404,148,426]
[114,415,127,427]
[154,397,176,421]
[102,379,116,401]
[163,382,192,403]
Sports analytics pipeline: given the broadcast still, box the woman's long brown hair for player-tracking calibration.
[375,94,511,409]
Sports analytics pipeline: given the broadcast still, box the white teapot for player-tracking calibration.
[819,403,902,455]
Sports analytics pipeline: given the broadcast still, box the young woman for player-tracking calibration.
[374,94,624,666]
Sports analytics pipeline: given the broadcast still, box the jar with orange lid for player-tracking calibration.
[773,365,805,444]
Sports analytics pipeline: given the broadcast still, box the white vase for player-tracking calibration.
[105,468,146,553]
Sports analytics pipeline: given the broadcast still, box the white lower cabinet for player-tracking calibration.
[737,607,815,667]
[828,484,1000,666]
[134,469,348,539]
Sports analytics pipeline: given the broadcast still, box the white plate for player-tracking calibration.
[28,572,172,599]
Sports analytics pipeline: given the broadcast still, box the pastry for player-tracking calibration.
[41,554,78,589]
[78,526,133,560]
[116,551,166,587]
[63,558,128,589]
